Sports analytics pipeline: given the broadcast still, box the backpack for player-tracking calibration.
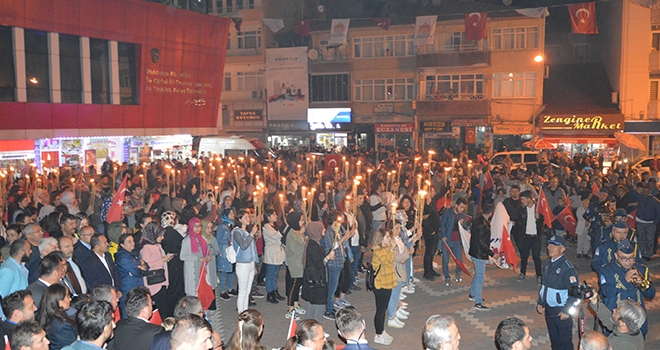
[365,262,381,292]
[280,225,292,245]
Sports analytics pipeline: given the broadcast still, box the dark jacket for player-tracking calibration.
[80,252,123,291]
[469,214,494,260]
[150,330,172,350]
[0,320,16,350]
[301,240,327,305]
[26,279,48,307]
[108,317,163,350]
[73,241,94,264]
[47,317,79,350]
[115,248,146,295]
[513,204,544,237]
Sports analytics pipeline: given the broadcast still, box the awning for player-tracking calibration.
[542,135,617,145]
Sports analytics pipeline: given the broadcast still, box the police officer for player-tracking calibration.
[598,239,656,335]
[536,235,579,350]
[592,221,640,273]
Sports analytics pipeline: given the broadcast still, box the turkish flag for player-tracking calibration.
[465,12,487,41]
[374,18,392,31]
[436,195,448,211]
[501,225,519,272]
[536,190,555,228]
[556,206,577,237]
[627,210,637,230]
[105,175,129,224]
[591,182,599,195]
[232,18,242,32]
[4,335,10,350]
[149,309,162,325]
[442,240,472,278]
[324,154,342,176]
[483,171,494,191]
[569,2,598,34]
[465,128,476,144]
[294,20,311,37]
[198,262,215,310]
[287,310,297,340]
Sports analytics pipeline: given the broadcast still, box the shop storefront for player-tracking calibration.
[492,123,533,153]
[625,121,660,156]
[308,108,352,151]
[374,123,414,153]
[0,140,36,168]
[267,120,310,148]
[540,114,623,161]
[129,135,193,163]
[35,137,128,173]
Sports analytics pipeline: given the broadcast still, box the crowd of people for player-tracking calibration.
[0,145,656,350]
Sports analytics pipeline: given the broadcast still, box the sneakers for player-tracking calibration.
[251,290,265,298]
[517,273,526,282]
[219,292,231,301]
[474,303,490,311]
[227,289,238,296]
[350,285,362,291]
[395,309,409,320]
[248,296,257,307]
[387,317,405,328]
[537,276,542,285]
[374,332,394,346]
[294,306,306,314]
[468,295,485,302]
[401,285,415,294]
[334,299,351,309]
[454,276,462,283]
[445,279,452,286]
[396,308,409,316]
[355,276,365,283]
[423,273,436,281]
[412,277,421,283]
[323,312,336,320]
[285,310,301,320]
[399,293,407,300]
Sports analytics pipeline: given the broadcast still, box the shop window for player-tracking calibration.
[437,31,487,52]
[309,74,349,102]
[90,38,110,104]
[237,29,261,49]
[118,42,138,105]
[0,25,15,102]
[354,78,414,101]
[223,72,231,91]
[425,74,484,100]
[651,81,659,100]
[59,34,82,104]
[25,29,50,102]
[492,26,538,50]
[236,70,264,91]
[353,35,414,58]
[493,72,536,98]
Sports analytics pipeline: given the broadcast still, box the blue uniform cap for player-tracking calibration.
[614,208,627,217]
[617,239,635,254]
[548,235,566,246]
[613,221,628,229]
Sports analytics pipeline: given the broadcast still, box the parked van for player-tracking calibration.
[489,151,538,171]
[198,136,274,158]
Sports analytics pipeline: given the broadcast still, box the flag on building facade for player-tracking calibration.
[294,20,311,37]
[515,7,550,18]
[328,19,350,46]
[414,15,437,46]
[374,18,392,30]
[105,175,128,224]
[231,18,242,32]
[464,12,487,41]
[263,18,284,33]
[569,2,598,34]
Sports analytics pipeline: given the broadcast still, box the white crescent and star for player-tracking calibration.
[469,12,482,26]
[575,8,591,24]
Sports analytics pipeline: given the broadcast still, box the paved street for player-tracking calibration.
[208,240,660,349]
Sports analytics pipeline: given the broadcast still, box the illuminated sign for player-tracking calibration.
[541,114,624,131]
[307,108,352,124]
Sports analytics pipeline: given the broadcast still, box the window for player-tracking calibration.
[90,38,110,104]
[118,42,138,105]
[492,27,538,50]
[653,32,660,51]
[573,43,591,62]
[0,25,15,101]
[437,32,487,52]
[236,71,264,91]
[493,72,536,98]
[24,29,50,102]
[223,72,231,91]
[217,0,254,13]
[424,74,484,100]
[651,81,658,100]
[237,29,261,49]
[545,44,562,64]
[309,74,349,102]
[59,34,82,104]
[353,35,414,58]
[354,78,415,101]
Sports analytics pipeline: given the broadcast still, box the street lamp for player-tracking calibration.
[534,54,544,63]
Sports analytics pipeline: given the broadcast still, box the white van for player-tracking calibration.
[489,151,539,171]
[198,136,275,159]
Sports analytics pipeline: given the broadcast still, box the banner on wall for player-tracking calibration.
[266,47,309,121]
[328,19,350,46]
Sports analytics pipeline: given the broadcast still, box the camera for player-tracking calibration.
[569,281,595,299]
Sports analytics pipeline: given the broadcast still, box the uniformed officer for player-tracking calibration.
[591,221,640,273]
[583,191,612,254]
[536,235,579,350]
[598,239,656,335]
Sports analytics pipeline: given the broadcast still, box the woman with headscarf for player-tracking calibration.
[216,208,236,301]
[180,217,217,297]
[284,211,306,320]
[262,208,285,304]
[201,219,219,291]
[160,210,186,314]
[301,221,328,322]
[311,191,329,223]
[106,221,124,260]
[140,221,173,318]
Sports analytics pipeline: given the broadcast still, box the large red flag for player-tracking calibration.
[105,175,129,223]
[501,225,519,272]
[536,190,555,228]
[569,3,598,34]
[556,206,577,237]
[294,20,311,37]
[484,171,494,191]
[626,210,637,230]
[324,154,342,176]
[198,262,215,310]
[465,12,487,41]
[442,240,472,278]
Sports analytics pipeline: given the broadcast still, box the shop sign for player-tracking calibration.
[309,122,352,131]
[374,123,414,133]
[541,114,624,131]
[493,124,533,135]
[234,110,263,121]
[268,120,309,131]
[451,118,488,127]
[374,103,394,113]
[420,121,450,133]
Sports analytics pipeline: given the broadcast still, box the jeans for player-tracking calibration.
[350,246,361,286]
[326,265,343,313]
[440,239,463,280]
[373,288,392,335]
[387,281,402,319]
[469,258,487,304]
[218,271,235,293]
[637,222,656,258]
[404,255,413,284]
[236,262,255,313]
[264,263,280,293]
[371,220,386,245]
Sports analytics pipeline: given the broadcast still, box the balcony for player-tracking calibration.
[417,50,491,68]
[308,46,349,73]
[416,98,490,117]
[649,100,660,119]
[651,50,660,72]
[226,48,262,57]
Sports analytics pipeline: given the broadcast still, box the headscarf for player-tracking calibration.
[306,221,324,243]
[107,222,123,245]
[140,222,164,246]
[221,208,234,226]
[286,212,303,231]
[187,217,208,256]
[161,211,176,228]
[201,219,214,242]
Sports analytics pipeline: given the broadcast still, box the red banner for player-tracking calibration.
[465,12,488,41]
[569,2,598,34]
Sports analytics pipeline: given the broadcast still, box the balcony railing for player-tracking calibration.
[417,50,491,68]
[227,48,262,57]
[423,93,486,101]
[308,46,348,62]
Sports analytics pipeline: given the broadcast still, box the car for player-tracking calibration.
[489,151,538,171]
[631,156,655,173]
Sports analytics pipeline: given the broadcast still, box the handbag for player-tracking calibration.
[144,268,166,285]
[365,262,381,292]
[304,266,326,289]
[225,236,237,264]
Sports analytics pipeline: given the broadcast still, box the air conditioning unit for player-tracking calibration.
[252,90,263,99]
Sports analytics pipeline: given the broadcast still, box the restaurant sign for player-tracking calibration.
[540,114,624,131]
[420,121,450,133]
[374,123,414,133]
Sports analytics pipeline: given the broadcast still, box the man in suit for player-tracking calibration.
[73,226,95,265]
[108,287,163,350]
[0,239,32,298]
[61,301,115,350]
[27,251,67,307]
[80,234,122,291]
[28,237,59,284]
[335,306,377,350]
[170,315,214,350]
[0,290,38,349]
[22,223,43,284]
[58,236,87,296]
[423,315,461,350]
[8,321,50,350]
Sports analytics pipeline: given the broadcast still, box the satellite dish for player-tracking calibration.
[503,0,512,5]
[308,49,319,60]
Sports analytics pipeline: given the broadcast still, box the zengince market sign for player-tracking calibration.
[540,114,624,131]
